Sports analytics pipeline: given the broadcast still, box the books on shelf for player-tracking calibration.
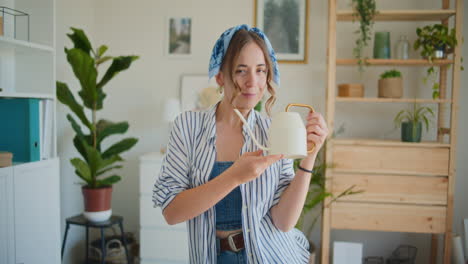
[40,99,54,160]
[0,97,54,163]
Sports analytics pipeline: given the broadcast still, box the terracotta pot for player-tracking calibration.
[82,186,113,222]
[378,77,403,98]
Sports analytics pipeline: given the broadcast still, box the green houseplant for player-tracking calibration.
[414,24,457,61]
[56,28,139,221]
[351,0,377,72]
[378,69,403,98]
[393,103,435,142]
[414,24,460,99]
[294,136,361,262]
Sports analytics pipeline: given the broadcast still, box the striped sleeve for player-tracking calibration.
[153,113,191,211]
[272,158,295,206]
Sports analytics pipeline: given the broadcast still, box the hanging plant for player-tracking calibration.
[414,24,461,99]
[414,24,457,62]
[351,0,377,72]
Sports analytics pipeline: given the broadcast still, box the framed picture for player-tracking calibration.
[180,75,221,112]
[254,0,308,63]
[166,17,192,57]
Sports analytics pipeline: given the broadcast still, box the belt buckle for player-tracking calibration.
[227,232,242,252]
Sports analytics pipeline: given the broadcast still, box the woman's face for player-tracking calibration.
[220,42,268,111]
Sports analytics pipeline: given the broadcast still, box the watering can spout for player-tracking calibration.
[233,109,269,151]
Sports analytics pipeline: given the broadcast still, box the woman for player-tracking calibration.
[153,24,328,263]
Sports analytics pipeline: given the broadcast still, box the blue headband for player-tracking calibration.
[208,24,280,86]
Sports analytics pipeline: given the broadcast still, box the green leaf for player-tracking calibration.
[83,143,102,179]
[56,82,92,129]
[422,115,430,131]
[97,45,108,57]
[97,165,123,177]
[73,136,88,161]
[96,120,129,145]
[70,158,91,182]
[101,138,138,159]
[98,155,123,173]
[97,175,121,186]
[304,192,331,211]
[74,169,93,185]
[254,101,262,112]
[96,56,113,66]
[97,56,139,90]
[65,48,98,109]
[66,114,86,139]
[67,27,93,55]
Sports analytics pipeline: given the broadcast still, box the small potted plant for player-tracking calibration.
[351,0,377,72]
[393,103,435,142]
[378,69,403,98]
[414,24,457,61]
[414,24,459,99]
[56,28,139,221]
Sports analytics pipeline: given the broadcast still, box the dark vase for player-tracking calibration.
[401,122,422,142]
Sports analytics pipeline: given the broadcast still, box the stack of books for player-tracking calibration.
[0,152,13,167]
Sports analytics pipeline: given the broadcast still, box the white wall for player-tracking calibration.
[56,0,468,263]
[56,0,96,263]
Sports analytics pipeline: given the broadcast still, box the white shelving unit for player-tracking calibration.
[0,0,60,263]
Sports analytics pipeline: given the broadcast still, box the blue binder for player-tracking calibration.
[0,98,41,162]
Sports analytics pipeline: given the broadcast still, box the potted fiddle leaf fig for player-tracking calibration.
[393,103,435,142]
[56,27,139,222]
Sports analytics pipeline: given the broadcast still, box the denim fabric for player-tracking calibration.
[216,237,247,263]
[209,161,242,231]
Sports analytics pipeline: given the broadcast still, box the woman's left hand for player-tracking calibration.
[305,111,329,159]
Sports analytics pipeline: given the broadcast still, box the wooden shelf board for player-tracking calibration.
[331,199,447,207]
[331,138,451,148]
[0,36,54,53]
[336,97,451,103]
[337,58,453,66]
[332,168,448,177]
[337,9,456,21]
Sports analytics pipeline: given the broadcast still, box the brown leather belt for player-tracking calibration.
[219,232,245,252]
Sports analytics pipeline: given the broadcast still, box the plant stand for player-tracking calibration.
[61,214,131,264]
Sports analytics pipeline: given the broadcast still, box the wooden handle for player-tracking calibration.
[285,103,316,153]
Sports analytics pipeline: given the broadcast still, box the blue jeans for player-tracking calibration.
[216,238,247,264]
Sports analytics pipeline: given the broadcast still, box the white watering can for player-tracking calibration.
[234,103,315,159]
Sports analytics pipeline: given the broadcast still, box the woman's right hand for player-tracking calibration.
[228,150,283,185]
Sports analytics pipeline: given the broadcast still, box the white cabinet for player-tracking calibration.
[139,153,189,264]
[14,158,60,264]
[0,158,60,264]
[0,166,15,264]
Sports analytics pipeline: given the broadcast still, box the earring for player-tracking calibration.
[217,86,224,94]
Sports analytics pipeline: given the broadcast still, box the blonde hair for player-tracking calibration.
[220,29,276,116]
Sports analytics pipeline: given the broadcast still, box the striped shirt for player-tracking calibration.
[153,103,310,263]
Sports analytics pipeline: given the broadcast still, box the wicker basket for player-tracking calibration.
[88,233,137,264]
